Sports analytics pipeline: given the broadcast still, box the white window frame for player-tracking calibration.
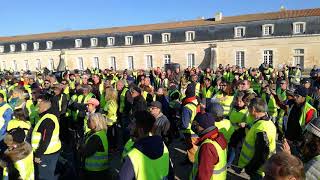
[125,36,133,45]
[263,50,273,65]
[164,54,171,64]
[234,26,246,38]
[293,49,304,69]
[107,37,115,46]
[128,56,134,70]
[12,60,17,71]
[49,59,54,70]
[93,57,99,69]
[10,44,15,52]
[77,57,84,70]
[24,60,29,70]
[146,55,153,69]
[235,51,245,67]
[90,38,98,47]
[144,34,152,44]
[33,42,39,51]
[185,31,195,41]
[162,33,171,43]
[75,39,82,48]
[293,22,306,34]
[187,53,195,67]
[262,24,274,36]
[36,59,41,70]
[0,46,4,53]
[110,56,116,70]
[21,43,27,51]
[46,41,53,50]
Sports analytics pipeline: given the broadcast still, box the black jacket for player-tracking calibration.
[131,95,147,115]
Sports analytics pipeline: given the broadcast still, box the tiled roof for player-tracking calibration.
[1,8,320,42]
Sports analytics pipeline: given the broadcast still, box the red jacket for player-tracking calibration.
[195,129,227,180]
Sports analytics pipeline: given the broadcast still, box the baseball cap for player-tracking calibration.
[149,101,162,110]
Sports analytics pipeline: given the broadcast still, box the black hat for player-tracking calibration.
[294,86,307,97]
[185,83,196,98]
[306,117,320,138]
[8,128,26,143]
[195,113,216,129]
[149,101,162,110]
[131,85,141,94]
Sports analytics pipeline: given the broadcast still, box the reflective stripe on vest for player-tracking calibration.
[14,151,34,180]
[85,130,109,171]
[128,144,169,180]
[119,88,129,113]
[32,114,61,154]
[238,119,276,176]
[190,139,227,180]
[215,94,234,116]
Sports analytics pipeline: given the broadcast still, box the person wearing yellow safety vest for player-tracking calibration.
[155,72,169,90]
[119,110,174,180]
[1,128,34,180]
[237,98,277,179]
[289,65,301,89]
[201,77,215,102]
[80,113,109,179]
[7,108,31,142]
[181,83,200,163]
[260,81,278,122]
[191,74,201,97]
[275,80,288,134]
[0,93,13,141]
[213,81,234,117]
[92,74,104,104]
[83,98,99,136]
[190,106,228,180]
[32,94,61,180]
[284,86,317,157]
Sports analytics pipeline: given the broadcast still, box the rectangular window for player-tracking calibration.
[293,49,304,70]
[262,24,274,36]
[187,53,195,67]
[93,57,99,69]
[293,22,306,34]
[235,51,245,67]
[0,46,4,53]
[110,56,116,70]
[12,60,17,71]
[107,37,115,46]
[234,27,245,38]
[10,44,15,52]
[46,41,53,49]
[75,39,82,48]
[263,50,273,65]
[33,42,39,51]
[49,59,54,70]
[36,59,41,70]
[21,43,27,51]
[162,33,171,43]
[125,36,133,45]
[146,55,153,69]
[164,54,171,64]
[91,38,98,47]
[128,56,134,70]
[77,57,84,70]
[24,60,29,70]
[186,31,195,41]
[144,34,152,44]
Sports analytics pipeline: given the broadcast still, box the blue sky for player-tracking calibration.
[1,0,320,36]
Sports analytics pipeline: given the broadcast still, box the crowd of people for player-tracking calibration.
[0,62,318,180]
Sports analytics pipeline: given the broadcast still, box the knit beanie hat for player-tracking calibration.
[8,128,26,143]
[306,117,320,138]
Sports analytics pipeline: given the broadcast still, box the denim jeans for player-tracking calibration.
[35,151,60,180]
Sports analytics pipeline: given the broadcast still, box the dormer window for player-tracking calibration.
[75,39,82,48]
[162,33,171,43]
[46,41,53,49]
[107,37,115,46]
[0,46,4,53]
[144,34,152,44]
[10,44,15,52]
[293,22,306,34]
[262,24,274,36]
[125,36,133,45]
[91,38,98,47]
[234,26,246,38]
[185,31,195,41]
[21,43,27,51]
[33,42,39,51]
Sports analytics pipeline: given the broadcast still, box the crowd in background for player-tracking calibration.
[0,62,318,180]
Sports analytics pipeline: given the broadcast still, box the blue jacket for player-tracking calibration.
[0,102,13,140]
[119,135,174,180]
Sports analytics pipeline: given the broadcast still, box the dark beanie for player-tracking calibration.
[185,83,196,98]
[9,128,26,143]
[294,86,307,97]
[195,113,216,129]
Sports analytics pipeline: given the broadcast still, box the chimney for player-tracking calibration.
[215,12,223,21]
[280,5,286,11]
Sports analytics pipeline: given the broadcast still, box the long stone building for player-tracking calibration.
[0,8,320,71]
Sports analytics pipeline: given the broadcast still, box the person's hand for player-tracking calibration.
[239,123,246,128]
[281,138,291,154]
[34,157,41,164]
